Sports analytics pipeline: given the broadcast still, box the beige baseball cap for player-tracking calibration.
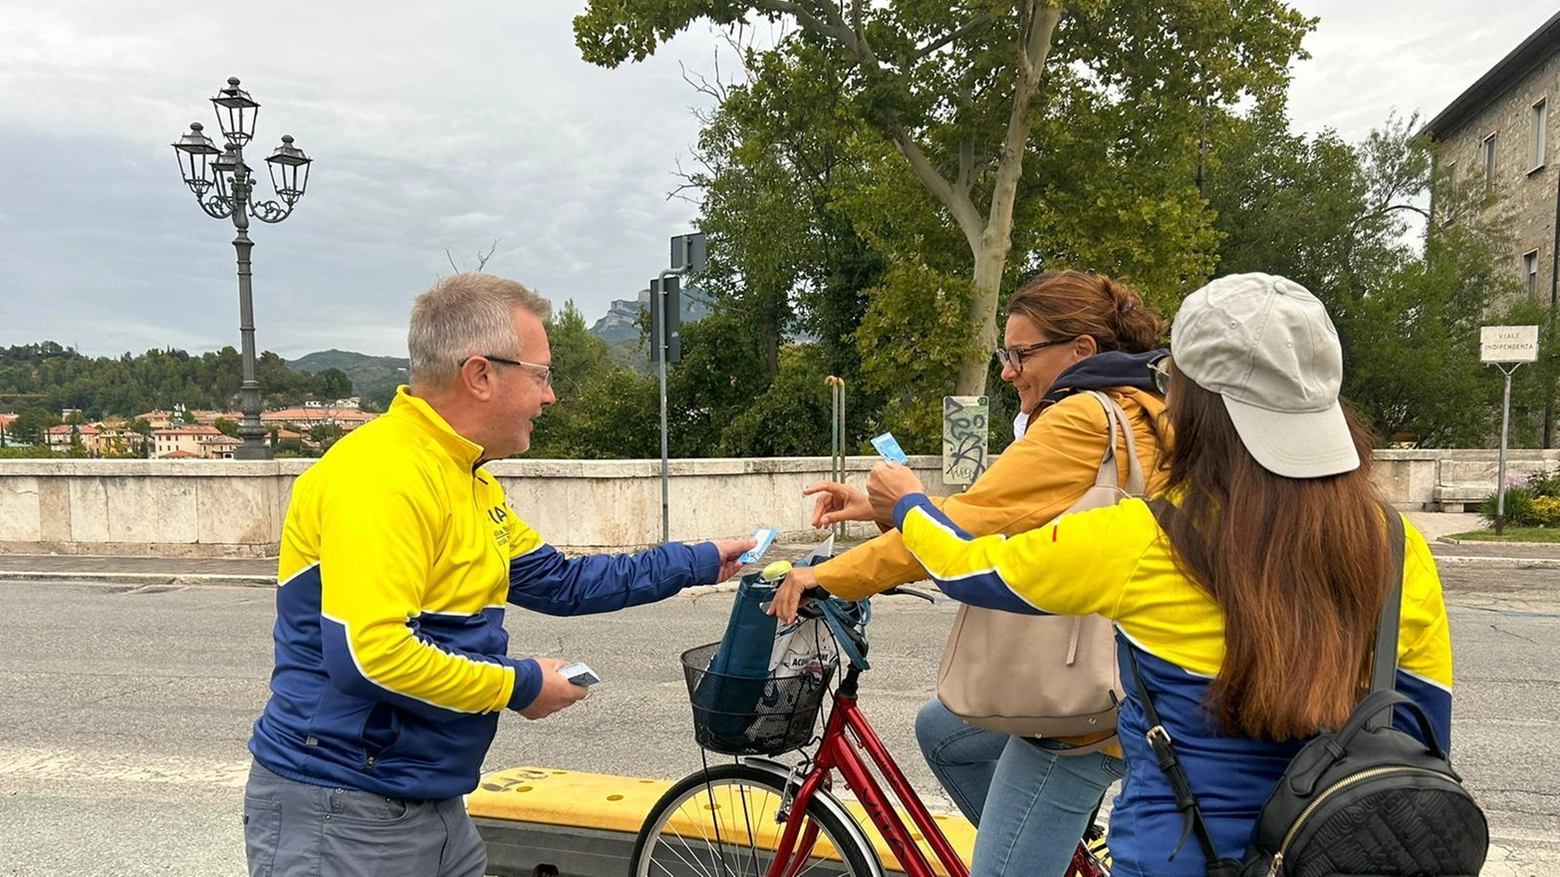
[1171,273,1359,478]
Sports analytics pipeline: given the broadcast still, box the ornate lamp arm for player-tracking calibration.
[248,199,295,224]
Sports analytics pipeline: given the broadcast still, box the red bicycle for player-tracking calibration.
[629,583,1111,877]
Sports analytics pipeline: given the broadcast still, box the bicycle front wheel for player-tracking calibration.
[630,763,881,877]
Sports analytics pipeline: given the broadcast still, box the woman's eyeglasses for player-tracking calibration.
[1148,356,1172,396]
[993,337,1071,374]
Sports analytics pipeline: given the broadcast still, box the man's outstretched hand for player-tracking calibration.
[710,538,759,582]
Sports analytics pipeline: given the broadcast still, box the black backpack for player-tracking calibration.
[1132,500,1489,877]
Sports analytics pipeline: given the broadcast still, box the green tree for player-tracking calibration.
[212,417,240,438]
[1206,111,1519,446]
[577,0,1311,402]
[313,368,354,401]
[8,408,59,446]
[309,423,346,453]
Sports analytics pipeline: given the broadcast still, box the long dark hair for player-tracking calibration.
[1159,371,1390,740]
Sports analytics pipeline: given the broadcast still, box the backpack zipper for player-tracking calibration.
[1270,765,1455,875]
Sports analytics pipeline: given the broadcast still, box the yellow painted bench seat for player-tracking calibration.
[469,765,976,873]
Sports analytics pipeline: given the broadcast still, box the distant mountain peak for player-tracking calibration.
[588,286,710,342]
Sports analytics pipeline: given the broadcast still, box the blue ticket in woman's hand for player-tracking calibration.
[871,432,909,464]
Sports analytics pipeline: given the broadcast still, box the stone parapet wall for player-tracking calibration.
[0,457,954,557]
[2,451,1557,556]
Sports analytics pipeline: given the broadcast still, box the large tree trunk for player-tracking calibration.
[956,240,1008,396]
[952,3,1061,399]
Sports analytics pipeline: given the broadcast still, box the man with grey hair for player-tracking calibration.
[242,273,756,877]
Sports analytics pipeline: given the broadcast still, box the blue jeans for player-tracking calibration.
[916,698,1124,877]
[243,760,487,877]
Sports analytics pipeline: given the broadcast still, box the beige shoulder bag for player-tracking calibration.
[934,390,1143,748]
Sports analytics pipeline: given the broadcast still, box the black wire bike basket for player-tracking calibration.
[681,641,836,756]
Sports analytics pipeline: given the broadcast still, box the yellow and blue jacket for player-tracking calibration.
[893,494,1453,877]
[248,388,720,800]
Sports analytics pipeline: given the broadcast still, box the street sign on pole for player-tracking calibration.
[670,233,707,274]
[1481,325,1541,535]
[652,231,705,543]
[648,276,681,364]
[1480,325,1540,363]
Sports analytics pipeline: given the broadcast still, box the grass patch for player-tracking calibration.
[1446,527,1560,543]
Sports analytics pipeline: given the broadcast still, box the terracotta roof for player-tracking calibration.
[158,450,200,459]
[152,426,223,437]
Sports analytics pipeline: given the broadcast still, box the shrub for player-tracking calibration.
[1481,466,1560,527]
[1531,496,1560,527]
[1527,467,1560,500]
[1479,486,1537,527]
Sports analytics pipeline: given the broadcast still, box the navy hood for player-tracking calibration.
[1040,348,1168,406]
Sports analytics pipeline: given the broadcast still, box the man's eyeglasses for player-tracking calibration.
[1149,356,1172,396]
[994,337,1072,374]
[460,355,554,388]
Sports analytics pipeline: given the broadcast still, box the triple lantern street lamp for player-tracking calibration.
[172,77,312,460]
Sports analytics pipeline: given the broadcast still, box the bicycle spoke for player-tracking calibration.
[686,795,736,877]
[658,816,721,877]
[635,767,880,877]
[649,841,711,877]
[732,778,763,877]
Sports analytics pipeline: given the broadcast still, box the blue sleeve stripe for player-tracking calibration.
[899,501,1040,616]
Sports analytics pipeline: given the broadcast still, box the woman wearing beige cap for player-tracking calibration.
[864,273,1457,877]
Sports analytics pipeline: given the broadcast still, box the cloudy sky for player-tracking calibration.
[0,1,1555,360]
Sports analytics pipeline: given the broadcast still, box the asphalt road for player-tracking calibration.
[0,566,1555,876]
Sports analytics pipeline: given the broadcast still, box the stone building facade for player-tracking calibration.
[1424,12,1560,307]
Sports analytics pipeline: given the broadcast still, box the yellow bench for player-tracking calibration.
[469,765,976,877]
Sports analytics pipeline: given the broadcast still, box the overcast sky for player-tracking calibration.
[1,1,1555,360]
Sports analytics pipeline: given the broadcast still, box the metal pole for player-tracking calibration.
[656,277,670,543]
[827,376,846,539]
[1496,365,1515,536]
[229,156,272,460]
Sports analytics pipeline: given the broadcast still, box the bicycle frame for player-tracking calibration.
[761,687,1109,877]
[770,688,965,877]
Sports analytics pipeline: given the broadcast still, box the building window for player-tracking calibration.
[1524,249,1540,298]
[1484,133,1497,193]
[1533,99,1548,171]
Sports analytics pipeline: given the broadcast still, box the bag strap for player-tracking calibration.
[1371,506,1407,694]
[1130,495,1243,876]
[1124,645,1239,875]
[817,598,870,671]
[1123,500,1221,867]
[1365,506,1407,731]
[1084,390,1145,496]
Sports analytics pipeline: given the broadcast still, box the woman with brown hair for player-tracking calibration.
[865,273,1455,877]
[770,269,1169,877]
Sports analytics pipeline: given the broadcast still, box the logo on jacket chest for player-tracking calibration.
[488,505,510,548]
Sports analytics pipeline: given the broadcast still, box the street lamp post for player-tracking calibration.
[172,77,312,460]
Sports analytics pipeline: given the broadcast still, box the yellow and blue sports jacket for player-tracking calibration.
[893,494,1453,877]
[248,389,721,800]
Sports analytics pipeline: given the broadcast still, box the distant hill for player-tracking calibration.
[286,349,408,408]
[284,291,711,397]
